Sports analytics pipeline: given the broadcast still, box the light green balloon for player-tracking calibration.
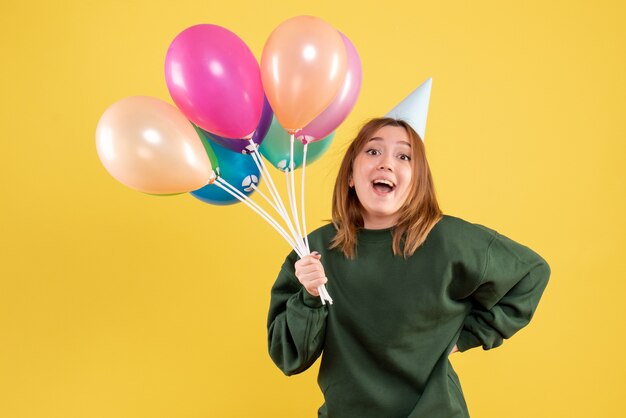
[259,117,334,172]
[193,125,220,171]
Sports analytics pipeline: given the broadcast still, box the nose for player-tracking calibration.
[378,156,393,171]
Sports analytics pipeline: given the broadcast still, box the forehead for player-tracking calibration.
[367,125,411,148]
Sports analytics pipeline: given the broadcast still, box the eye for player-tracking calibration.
[365,148,381,156]
[397,153,411,161]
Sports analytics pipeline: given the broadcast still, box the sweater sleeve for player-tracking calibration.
[456,232,551,352]
[267,251,328,375]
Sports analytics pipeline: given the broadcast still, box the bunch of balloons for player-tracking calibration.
[96,16,362,304]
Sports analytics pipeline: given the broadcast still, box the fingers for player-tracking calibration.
[296,262,324,278]
[295,251,328,297]
[296,252,321,266]
[295,254,325,276]
[302,277,328,297]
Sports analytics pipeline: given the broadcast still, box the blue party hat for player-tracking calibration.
[385,77,432,141]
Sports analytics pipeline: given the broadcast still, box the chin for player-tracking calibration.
[364,209,400,222]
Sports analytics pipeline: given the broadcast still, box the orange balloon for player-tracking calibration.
[96,96,215,195]
[261,16,348,133]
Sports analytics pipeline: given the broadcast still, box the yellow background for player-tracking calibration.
[2,0,625,417]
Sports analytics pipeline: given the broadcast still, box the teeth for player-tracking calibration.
[373,179,394,187]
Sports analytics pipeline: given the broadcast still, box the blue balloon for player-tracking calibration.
[191,139,261,206]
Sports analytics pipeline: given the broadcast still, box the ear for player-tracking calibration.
[348,176,354,188]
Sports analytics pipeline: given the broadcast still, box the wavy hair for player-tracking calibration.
[330,118,442,258]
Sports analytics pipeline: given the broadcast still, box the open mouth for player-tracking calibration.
[372,179,395,194]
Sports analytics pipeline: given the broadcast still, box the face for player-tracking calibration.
[349,125,414,229]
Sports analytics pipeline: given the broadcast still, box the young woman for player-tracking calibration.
[267,117,550,418]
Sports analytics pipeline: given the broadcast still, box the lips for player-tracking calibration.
[372,178,395,194]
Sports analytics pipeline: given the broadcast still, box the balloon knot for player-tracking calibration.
[287,128,302,136]
[207,171,217,185]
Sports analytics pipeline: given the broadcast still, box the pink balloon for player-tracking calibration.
[165,24,264,139]
[297,33,362,143]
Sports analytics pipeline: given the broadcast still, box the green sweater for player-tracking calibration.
[267,215,550,418]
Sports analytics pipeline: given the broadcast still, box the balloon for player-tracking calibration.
[297,32,362,143]
[191,132,261,206]
[193,125,219,169]
[203,96,274,154]
[96,96,215,195]
[260,16,348,133]
[259,116,335,172]
[165,24,264,139]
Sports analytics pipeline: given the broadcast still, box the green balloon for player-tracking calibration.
[193,125,220,171]
[259,117,334,172]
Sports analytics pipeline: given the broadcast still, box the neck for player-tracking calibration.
[362,214,398,230]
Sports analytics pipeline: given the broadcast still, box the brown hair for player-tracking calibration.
[330,117,442,258]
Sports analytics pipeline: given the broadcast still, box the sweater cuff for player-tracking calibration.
[456,330,482,352]
[300,288,325,308]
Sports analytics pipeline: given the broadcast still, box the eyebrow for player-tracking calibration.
[367,137,412,148]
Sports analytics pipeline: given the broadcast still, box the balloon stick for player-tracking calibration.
[248,140,306,255]
[290,136,332,305]
[215,178,303,257]
[301,142,310,252]
[287,134,304,242]
[249,183,282,217]
[244,139,331,304]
